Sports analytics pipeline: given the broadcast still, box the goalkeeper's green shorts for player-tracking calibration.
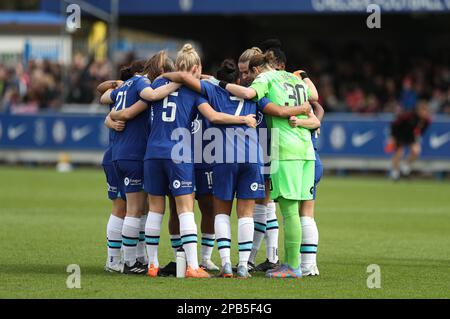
[270,160,315,201]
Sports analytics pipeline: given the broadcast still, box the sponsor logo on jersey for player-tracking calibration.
[256,111,264,126]
[191,114,201,134]
[173,180,181,189]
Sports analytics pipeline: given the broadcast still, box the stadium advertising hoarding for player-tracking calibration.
[0,113,449,159]
[0,113,109,150]
[40,0,450,15]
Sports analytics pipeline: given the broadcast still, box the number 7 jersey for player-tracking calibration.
[250,70,316,161]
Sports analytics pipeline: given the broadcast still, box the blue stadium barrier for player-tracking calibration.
[318,114,450,159]
[0,113,109,150]
[0,112,449,159]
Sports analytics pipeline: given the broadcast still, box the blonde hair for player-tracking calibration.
[238,47,263,64]
[175,43,201,72]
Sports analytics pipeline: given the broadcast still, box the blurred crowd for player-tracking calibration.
[1,49,450,115]
[303,45,450,115]
[0,53,112,113]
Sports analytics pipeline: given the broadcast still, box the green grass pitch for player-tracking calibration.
[0,166,449,299]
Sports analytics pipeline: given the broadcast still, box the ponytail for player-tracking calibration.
[175,43,201,72]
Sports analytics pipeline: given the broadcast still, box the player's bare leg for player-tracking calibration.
[391,145,404,180]
[402,142,421,177]
[198,194,219,271]
[299,200,319,276]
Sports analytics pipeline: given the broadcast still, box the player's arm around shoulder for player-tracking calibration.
[311,101,325,122]
[293,70,319,102]
[100,88,115,105]
[262,99,311,118]
[110,100,148,121]
[139,77,181,101]
[161,71,202,93]
[289,111,321,130]
[197,102,256,128]
[223,83,257,100]
[97,80,123,94]
[105,114,125,131]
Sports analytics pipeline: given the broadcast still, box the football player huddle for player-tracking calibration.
[98,39,324,279]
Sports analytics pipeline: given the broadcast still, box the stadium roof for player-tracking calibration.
[0,11,63,25]
[40,0,450,15]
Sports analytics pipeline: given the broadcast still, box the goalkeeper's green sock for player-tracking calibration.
[278,197,301,269]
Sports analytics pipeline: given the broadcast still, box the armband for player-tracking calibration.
[219,81,228,89]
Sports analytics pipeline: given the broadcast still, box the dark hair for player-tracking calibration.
[248,51,276,71]
[216,59,239,83]
[260,38,282,52]
[260,38,287,67]
[119,59,145,81]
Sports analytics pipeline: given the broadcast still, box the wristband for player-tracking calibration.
[299,71,309,79]
[219,81,228,89]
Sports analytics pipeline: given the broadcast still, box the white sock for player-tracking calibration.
[238,217,254,268]
[215,214,231,267]
[249,204,267,264]
[401,162,411,175]
[265,201,279,263]
[300,216,319,268]
[390,169,400,179]
[201,233,215,263]
[122,216,141,266]
[179,212,199,270]
[170,234,182,260]
[107,214,124,266]
[145,212,163,268]
[137,214,147,263]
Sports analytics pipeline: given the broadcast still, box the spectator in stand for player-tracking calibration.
[345,83,365,113]
[1,45,450,114]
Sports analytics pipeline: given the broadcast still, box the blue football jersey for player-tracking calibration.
[110,75,150,161]
[255,101,271,165]
[192,112,213,170]
[311,129,319,151]
[144,77,208,161]
[200,81,270,164]
[102,103,116,166]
